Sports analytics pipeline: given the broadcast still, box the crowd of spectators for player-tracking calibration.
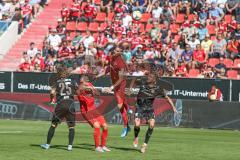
[18,0,240,79]
[0,0,48,34]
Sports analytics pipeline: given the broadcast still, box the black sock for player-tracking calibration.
[134,126,140,138]
[68,128,75,145]
[47,126,56,144]
[144,127,153,144]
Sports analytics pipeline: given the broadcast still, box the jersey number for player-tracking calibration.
[59,82,72,96]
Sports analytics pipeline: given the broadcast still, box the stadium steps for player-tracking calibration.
[0,0,66,71]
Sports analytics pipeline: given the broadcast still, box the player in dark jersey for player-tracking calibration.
[128,72,177,153]
[41,64,78,151]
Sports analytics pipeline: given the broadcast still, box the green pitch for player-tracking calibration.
[1,120,240,160]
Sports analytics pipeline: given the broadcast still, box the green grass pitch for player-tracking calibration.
[1,120,240,160]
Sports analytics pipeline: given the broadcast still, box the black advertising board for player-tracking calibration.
[0,72,11,92]
[232,80,240,102]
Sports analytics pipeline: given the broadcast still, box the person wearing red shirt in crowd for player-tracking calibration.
[218,19,228,36]
[97,44,131,138]
[95,32,108,48]
[21,0,32,28]
[57,40,73,62]
[175,61,187,77]
[70,0,81,20]
[61,3,70,22]
[208,84,223,101]
[193,44,207,68]
[228,17,238,33]
[80,0,97,22]
[77,75,111,152]
[31,52,45,71]
[227,37,239,59]
[114,21,126,38]
[131,33,143,50]
[114,0,127,17]
[19,52,32,71]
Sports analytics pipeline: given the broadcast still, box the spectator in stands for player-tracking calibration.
[57,40,73,62]
[161,4,174,23]
[122,11,132,29]
[227,37,240,59]
[47,28,62,51]
[181,44,193,69]
[84,43,96,66]
[82,30,94,49]
[214,56,227,78]
[56,19,66,39]
[132,0,148,13]
[27,42,38,59]
[175,61,187,77]
[80,0,97,22]
[61,3,70,22]
[226,0,239,14]
[31,52,45,71]
[0,0,11,16]
[29,0,40,18]
[132,45,145,63]
[150,21,160,41]
[208,84,223,101]
[44,53,55,72]
[155,44,167,66]
[21,0,32,28]
[12,7,23,34]
[235,3,240,23]
[69,0,80,21]
[201,34,212,54]
[198,8,208,24]
[151,1,162,22]
[192,44,207,68]
[19,52,31,71]
[100,0,112,15]
[210,33,227,58]
[186,34,200,51]
[178,0,190,15]
[75,42,85,66]
[198,23,209,41]
[167,42,181,68]
[208,2,224,26]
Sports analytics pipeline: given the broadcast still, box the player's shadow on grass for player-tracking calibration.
[79,143,139,152]
[30,144,95,151]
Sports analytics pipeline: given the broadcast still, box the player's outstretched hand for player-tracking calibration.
[102,87,112,94]
[125,88,133,96]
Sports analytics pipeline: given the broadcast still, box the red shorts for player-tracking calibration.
[114,80,126,105]
[82,113,106,127]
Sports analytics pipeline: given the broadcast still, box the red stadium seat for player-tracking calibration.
[206,25,216,35]
[176,14,185,24]
[140,13,151,23]
[66,22,77,31]
[208,58,219,67]
[95,12,106,22]
[88,22,99,32]
[77,22,88,31]
[145,23,153,32]
[227,70,238,79]
[69,32,76,40]
[188,69,200,78]
[233,59,240,68]
[107,12,114,21]
[99,23,107,31]
[224,15,232,24]
[223,58,233,68]
[93,33,99,39]
[170,24,180,34]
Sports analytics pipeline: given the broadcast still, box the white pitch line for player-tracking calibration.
[0,131,23,134]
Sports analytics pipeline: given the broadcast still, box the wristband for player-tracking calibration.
[110,86,114,90]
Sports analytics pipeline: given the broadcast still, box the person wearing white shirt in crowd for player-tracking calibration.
[84,43,97,66]
[0,1,11,14]
[27,42,38,59]
[82,30,95,49]
[122,12,132,29]
[186,34,200,51]
[151,1,162,21]
[47,28,62,51]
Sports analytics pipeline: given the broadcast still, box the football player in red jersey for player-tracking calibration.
[77,75,110,152]
[97,44,131,138]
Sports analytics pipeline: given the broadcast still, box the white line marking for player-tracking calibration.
[0,131,23,134]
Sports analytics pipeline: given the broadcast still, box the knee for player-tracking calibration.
[94,122,100,128]
[102,124,108,130]
[51,123,58,128]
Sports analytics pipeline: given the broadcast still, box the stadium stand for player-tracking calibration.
[0,0,239,79]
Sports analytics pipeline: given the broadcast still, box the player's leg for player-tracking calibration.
[115,91,130,137]
[93,121,104,152]
[99,116,111,152]
[133,117,141,148]
[141,118,155,153]
[66,100,76,151]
